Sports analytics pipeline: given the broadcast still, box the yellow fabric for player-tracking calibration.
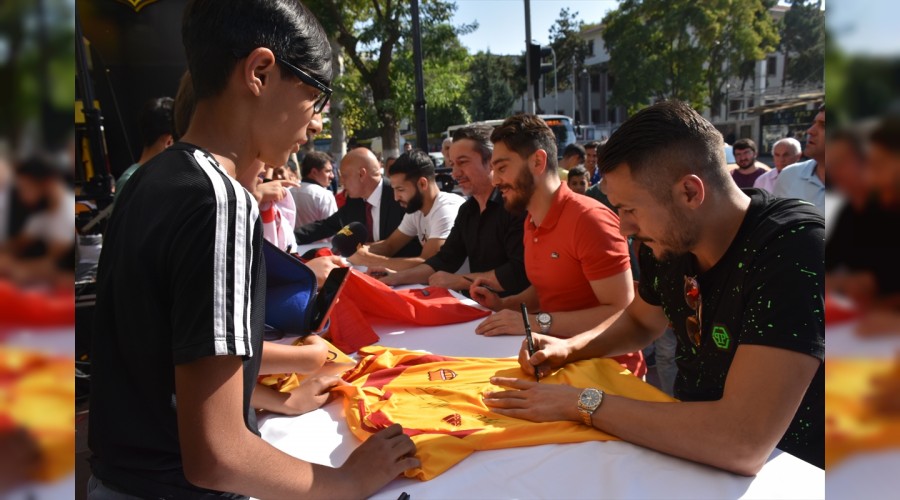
[0,347,75,481]
[825,358,900,468]
[257,338,355,393]
[334,346,676,480]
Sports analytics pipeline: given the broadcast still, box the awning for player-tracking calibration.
[732,91,825,115]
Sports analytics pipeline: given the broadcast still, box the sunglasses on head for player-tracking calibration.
[684,275,703,347]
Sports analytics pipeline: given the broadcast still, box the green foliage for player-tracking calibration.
[0,0,75,148]
[602,0,779,114]
[548,8,590,92]
[780,0,824,86]
[466,51,517,121]
[306,0,474,145]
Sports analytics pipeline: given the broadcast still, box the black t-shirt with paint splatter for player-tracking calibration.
[638,188,824,468]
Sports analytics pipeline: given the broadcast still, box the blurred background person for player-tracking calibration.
[291,151,337,228]
[114,97,175,201]
[0,154,75,287]
[754,137,802,193]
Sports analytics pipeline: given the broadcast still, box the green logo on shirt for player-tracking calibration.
[711,325,731,350]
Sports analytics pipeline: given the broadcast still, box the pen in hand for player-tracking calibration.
[463,275,498,294]
[519,303,540,383]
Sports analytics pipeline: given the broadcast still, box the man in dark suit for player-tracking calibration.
[294,147,421,257]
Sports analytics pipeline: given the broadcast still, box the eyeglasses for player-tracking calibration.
[276,57,332,114]
[684,275,703,346]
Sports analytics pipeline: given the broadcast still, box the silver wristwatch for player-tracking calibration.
[536,312,552,334]
[577,388,604,427]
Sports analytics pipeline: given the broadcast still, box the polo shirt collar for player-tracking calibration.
[527,182,570,232]
[799,159,824,188]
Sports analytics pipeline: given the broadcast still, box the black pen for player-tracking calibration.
[397,492,410,500]
[463,275,498,294]
[519,303,540,383]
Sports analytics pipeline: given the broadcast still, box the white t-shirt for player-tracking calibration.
[397,191,464,245]
[290,181,338,227]
[24,191,76,246]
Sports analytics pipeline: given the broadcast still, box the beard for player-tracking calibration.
[736,158,755,170]
[635,206,699,262]
[498,166,536,215]
[403,188,425,214]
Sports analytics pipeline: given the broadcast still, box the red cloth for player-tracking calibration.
[0,281,74,328]
[326,270,491,353]
[825,293,861,324]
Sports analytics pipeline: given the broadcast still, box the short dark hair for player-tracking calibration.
[139,97,174,148]
[300,151,333,177]
[562,143,586,161]
[733,138,757,154]
[600,100,729,199]
[17,153,61,181]
[870,115,900,155]
[388,151,435,182]
[567,165,587,178]
[490,114,558,171]
[451,125,493,164]
[584,140,601,152]
[182,0,332,100]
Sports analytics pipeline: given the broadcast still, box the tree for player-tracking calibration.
[602,0,779,114]
[780,0,824,87]
[0,0,75,149]
[548,8,590,93]
[307,0,473,156]
[466,51,516,121]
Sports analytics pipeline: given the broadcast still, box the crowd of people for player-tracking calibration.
[77,0,860,498]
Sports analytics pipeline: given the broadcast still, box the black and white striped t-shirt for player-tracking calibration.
[89,142,264,498]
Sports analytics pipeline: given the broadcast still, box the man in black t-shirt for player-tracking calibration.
[368,125,530,295]
[483,101,824,474]
[88,1,417,499]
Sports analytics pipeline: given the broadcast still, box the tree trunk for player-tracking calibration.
[328,37,346,165]
[372,72,400,160]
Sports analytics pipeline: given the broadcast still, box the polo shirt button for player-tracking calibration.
[533,237,538,243]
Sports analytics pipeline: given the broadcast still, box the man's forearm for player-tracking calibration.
[392,263,437,285]
[567,307,664,363]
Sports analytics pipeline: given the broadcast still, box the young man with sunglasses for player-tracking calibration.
[482,101,824,474]
[88,1,417,498]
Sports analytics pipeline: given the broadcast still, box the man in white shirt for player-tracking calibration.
[349,151,464,271]
[290,151,337,227]
[753,137,802,193]
[0,154,75,284]
[774,105,826,214]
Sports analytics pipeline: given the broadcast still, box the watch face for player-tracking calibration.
[580,389,601,407]
[537,313,551,325]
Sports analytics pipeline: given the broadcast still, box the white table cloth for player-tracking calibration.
[257,291,824,499]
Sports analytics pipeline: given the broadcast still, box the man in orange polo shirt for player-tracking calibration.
[470,114,644,376]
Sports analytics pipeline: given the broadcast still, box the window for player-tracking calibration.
[591,73,600,92]
[767,56,778,76]
[587,39,595,57]
[729,100,742,113]
[608,108,618,124]
[591,109,601,123]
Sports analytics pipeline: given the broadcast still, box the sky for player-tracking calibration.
[451,1,898,58]
[452,0,619,56]
[828,0,900,56]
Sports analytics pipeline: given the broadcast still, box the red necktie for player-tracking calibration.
[365,202,375,242]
